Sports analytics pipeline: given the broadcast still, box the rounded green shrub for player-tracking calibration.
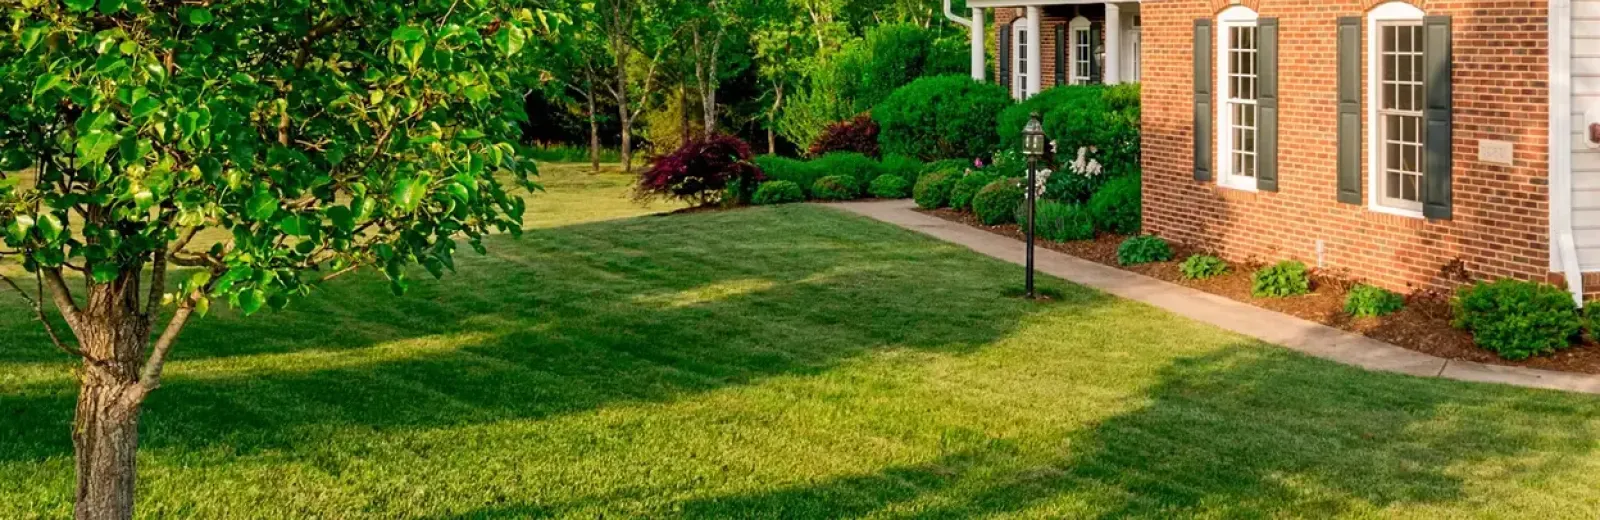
[1117,235,1172,266]
[913,171,960,209]
[869,174,912,199]
[811,175,860,201]
[972,179,1024,225]
[1453,279,1580,360]
[1020,201,1095,242]
[922,158,974,177]
[754,155,823,196]
[811,152,883,188]
[1179,255,1229,280]
[752,180,806,205]
[997,85,1104,152]
[1041,84,1142,178]
[949,171,998,211]
[1251,260,1311,298]
[880,154,925,186]
[1088,175,1141,235]
[1345,284,1404,318]
[873,75,1013,161]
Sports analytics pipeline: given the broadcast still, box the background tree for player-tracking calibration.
[0,1,551,518]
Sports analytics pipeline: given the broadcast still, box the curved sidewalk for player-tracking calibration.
[828,199,1600,395]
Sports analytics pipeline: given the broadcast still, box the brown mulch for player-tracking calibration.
[920,207,1600,376]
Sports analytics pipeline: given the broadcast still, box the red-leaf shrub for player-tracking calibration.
[808,114,881,158]
[635,135,764,206]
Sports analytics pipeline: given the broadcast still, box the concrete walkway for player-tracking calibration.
[829,199,1600,395]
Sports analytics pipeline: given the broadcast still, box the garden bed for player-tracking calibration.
[921,207,1600,375]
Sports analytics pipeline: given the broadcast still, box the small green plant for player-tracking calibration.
[752,180,806,205]
[1453,279,1580,360]
[1087,174,1141,235]
[869,174,913,199]
[1179,255,1229,280]
[811,175,860,201]
[949,171,998,211]
[1117,235,1173,266]
[1251,260,1311,298]
[1345,284,1405,318]
[1019,201,1094,241]
[913,171,960,209]
[972,179,1025,225]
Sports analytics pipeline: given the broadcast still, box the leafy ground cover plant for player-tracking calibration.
[1345,284,1405,317]
[1252,261,1311,298]
[1179,255,1230,280]
[1117,235,1173,266]
[1021,201,1094,242]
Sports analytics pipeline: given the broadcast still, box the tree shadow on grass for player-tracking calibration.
[0,205,1099,464]
[668,346,1600,519]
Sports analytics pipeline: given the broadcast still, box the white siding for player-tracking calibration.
[1573,0,1600,269]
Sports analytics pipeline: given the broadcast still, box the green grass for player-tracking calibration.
[4,164,1600,518]
[527,144,623,164]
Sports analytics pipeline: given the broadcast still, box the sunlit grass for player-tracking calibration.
[2,166,1600,518]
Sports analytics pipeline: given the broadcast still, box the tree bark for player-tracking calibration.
[767,84,784,155]
[586,78,600,172]
[67,276,153,520]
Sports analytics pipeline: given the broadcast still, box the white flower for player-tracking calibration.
[1068,147,1103,178]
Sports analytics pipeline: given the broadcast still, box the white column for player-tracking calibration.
[1104,3,1122,84]
[971,8,986,81]
[1026,6,1043,96]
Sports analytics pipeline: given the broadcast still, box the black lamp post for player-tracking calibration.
[1022,112,1046,299]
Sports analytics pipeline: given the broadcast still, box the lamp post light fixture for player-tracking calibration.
[1021,112,1046,299]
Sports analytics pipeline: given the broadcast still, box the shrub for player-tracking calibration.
[973,179,1025,225]
[874,75,1013,161]
[949,170,999,211]
[1453,280,1580,360]
[997,85,1104,152]
[1040,84,1142,178]
[1179,255,1230,280]
[636,134,763,206]
[923,158,974,177]
[1117,235,1173,266]
[869,175,912,199]
[913,171,960,209]
[880,154,925,186]
[1252,260,1311,298]
[752,180,806,205]
[812,152,884,188]
[1345,284,1404,318]
[988,149,1029,179]
[808,114,880,157]
[1087,174,1141,235]
[754,155,823,196]
[1021,201,1095,242]
[811,175,860,201]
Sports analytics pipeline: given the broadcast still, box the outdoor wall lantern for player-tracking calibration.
[1021,112,1046,299]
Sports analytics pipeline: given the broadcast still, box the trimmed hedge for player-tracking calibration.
[869,174,912,199]
[754,156,823,196]
[752,180,806,205]
[874,75,1013,161]
[950,171,998,211]
[973,179,1024,225]
[811,175,860,201]
[913,171,959,209]
[812,152,883,189]
[880,154,925,186]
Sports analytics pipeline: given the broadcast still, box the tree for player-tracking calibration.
[0,1,549,518]
[596,0,672,172]
[751,14,812,154]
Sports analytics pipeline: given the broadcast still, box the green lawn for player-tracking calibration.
[3,166,1600,518]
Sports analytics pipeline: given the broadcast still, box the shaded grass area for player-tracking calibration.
[520,162,682,229]
[1,174,1600,517]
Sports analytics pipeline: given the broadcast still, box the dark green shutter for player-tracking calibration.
[1256,18,1279,192]
[999,24,1012,92]
[1054,24,1067,86]
[1194,19,1213,182]
[1336,17,1362,204]
[1090,23,1103,84]
[1422,15,1453,220]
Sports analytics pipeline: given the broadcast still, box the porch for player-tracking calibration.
[945,0,1143,99]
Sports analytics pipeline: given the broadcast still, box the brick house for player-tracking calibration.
[947,0,1599,302]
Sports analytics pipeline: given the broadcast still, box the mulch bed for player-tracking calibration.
[921,207,1600,376]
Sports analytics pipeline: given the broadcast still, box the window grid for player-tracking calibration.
[1378,22,1424,210]
[1073,28,1092,84]
[1227,25,1258,180]
[1015,28,1029,98]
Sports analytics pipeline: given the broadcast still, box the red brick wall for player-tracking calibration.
[994,6,1106,91]
[1141,0,1550,294]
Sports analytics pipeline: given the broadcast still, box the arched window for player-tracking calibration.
[1367,1,1427,215]
[1216,6,1259,190]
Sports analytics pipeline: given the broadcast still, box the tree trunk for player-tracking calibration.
[586,83,600,172]
[70,279,153,520]
[767,84,784,155]
[679,85,690,145]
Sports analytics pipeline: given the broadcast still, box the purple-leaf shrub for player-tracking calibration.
[636,135,765,206]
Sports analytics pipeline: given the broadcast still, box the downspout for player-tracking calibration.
[1552,0,1582,305]
[944,0,986,81]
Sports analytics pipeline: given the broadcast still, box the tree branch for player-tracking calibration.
[0,272,83,357]
[146,248,168,317]
[137,292,198,391]
[41,268,83,329]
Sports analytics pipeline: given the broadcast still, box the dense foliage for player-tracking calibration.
[754,155,824,196]
[996,86,1102,153]
[752,180,806,205]
[1251,261,1312,298]
[1087,175,1141,234]
[811,152,883,188]
[778,23,966,148]
[808,114,881,157]
[868,175,911,199]
[1117,235,1173,266]
[949,170,998,211]
[1453,280,1581,360]
[880,154,924,185]
[1179,255,1230,280]
[873,75,1012,161]
[637,135,763,206]
[913,171,958,209]
[1345,284,1404,318]
[1040,84,1142,177]
[811,175,859,200]
[972,179,1023,225]
[1024,201,1094,242]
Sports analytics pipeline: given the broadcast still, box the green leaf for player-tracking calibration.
[5,215,35,243]
[494,25,526,56]
[64,0,96,12]
[391,176,431,212]
[131,97,161,119]
[327,206,355,232]
[36,213,63,242]
[246,190,278,221]
[92,262,120,283]
[186,7,214,25]
[277,214,314,236]
[392,26,426,42]
[33,74,64,98]
[76,131,120,164]
[239,289,265,315]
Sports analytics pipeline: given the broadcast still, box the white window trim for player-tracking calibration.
[1012,20,1030,99]
[1216,6,1259,192]
[1124,27,1141,83]
[1069,16,1092,85]
[1366,1,1427,219]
